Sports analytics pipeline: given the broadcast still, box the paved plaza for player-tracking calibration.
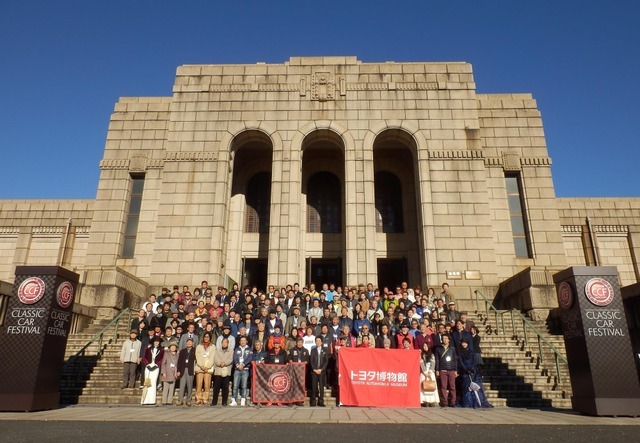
[1,405,639,426]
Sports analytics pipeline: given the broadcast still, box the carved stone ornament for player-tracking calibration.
[502,152,521,171]
[129,154,148,173]
[311,71,335,102]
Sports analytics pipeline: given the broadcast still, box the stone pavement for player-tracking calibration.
[0,405,639,426]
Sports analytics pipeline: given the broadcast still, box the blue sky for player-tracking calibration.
[1,1,638,198]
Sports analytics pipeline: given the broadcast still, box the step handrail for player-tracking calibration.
[474,290,568,384]
[65,307,133,367]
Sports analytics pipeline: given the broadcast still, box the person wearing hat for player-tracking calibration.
[211,337,234,406]
[265,338,287,364]
[120,329,142,389]
[395,323,414,349]
[176,336,196,406]
[141,335,164,405]
[216,320,235,350]
[287,336,310,406]
[160,341,179,405]
[266,308,283,336]
[267,324,285,351]
[446,301,460,325]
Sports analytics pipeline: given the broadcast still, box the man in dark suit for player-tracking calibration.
[309,336,329,407]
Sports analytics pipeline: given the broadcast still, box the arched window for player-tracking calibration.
[307,172,341,233]
[244,172,271,233]
[375,171,404,233]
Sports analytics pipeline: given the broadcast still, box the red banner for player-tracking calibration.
[251,362,306,404]
[338,348,421,407]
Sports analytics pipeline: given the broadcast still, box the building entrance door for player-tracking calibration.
[307,258,342,287]
[377,258,407,292]
[242,258,267,291]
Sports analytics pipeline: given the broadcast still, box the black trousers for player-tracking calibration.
[212,375,230,405]
[311,370,325,405]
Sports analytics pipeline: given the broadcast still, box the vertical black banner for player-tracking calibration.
[0,266,78,411]
[554,266,640,416]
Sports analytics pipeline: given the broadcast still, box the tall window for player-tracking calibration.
[307,172,341,233]
[375,171,404,233]
[505,175,531,258]
[244,172,271,233]
[122,175,144,258]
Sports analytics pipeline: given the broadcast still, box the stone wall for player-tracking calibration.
[558,198,640,286]
[0,200,93,282]
[0,58,639,315]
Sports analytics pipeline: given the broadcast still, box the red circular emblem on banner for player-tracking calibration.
[557,282,574,310]
[585,278,614,307]
[17,277,46,305]
[268,371,291,395]
[56,281,74,309]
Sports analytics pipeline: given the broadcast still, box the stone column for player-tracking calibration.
[268,140,303,286]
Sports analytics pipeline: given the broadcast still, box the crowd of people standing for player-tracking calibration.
[120,280,492,408]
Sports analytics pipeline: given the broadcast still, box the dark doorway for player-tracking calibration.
[377,258,407,292]
[307,258,342,287]
[243,258,267,291]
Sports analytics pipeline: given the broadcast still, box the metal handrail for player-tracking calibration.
[64,307,133,368]
[474,290,568,384]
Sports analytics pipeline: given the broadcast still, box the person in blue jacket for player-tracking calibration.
[230,335,253,406]
[457,338,492,408]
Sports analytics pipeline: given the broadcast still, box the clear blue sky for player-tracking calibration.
[1,1,638,199]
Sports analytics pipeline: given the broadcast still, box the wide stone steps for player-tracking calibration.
[60,305,574,409]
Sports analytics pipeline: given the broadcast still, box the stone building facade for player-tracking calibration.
[1,57,639,316]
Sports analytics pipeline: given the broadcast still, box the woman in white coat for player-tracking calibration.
[419,341,440,406]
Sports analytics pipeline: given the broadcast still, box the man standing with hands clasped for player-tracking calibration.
[120,329,141,389]
[309,336,329,407]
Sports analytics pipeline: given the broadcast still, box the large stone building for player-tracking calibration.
[1,56,639,318]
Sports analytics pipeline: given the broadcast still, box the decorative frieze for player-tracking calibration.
[75,226,91,236]
[594,225,629,234]
[0,227,20,236]
[99,159,129,170]
[32,226,64,236]
[484,157,503,167]
[521,157,552,166]
[562,225,583,234]
[164,152,218,161]
[428,150,484,159]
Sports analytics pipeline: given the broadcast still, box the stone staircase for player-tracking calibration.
[60,309,572,409]
[60,317,130,405]
[467,311,572,408]
[60,317,336,406]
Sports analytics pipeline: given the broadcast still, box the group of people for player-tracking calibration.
[120,280,491,408]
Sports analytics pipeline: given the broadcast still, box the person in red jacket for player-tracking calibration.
[395,323,414,349]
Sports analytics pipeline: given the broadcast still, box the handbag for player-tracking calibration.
[422,374,437,392]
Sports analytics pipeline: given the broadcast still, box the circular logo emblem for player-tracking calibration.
[585,278,615,307]
[56,281,74,309]
[557,282,574,310]
[17,277,46,305]
[268,371,291,395]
